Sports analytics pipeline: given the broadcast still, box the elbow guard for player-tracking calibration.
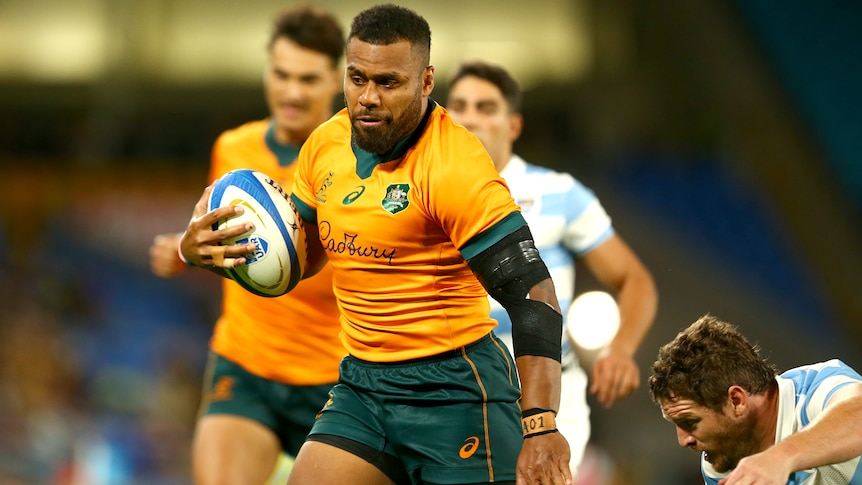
[467,225,563,362]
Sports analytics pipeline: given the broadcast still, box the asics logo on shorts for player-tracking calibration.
[316,393,335,419]
[459,436,480,459]
[210,376,234,401]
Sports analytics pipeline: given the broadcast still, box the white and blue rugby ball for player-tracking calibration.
[207,169,306,297]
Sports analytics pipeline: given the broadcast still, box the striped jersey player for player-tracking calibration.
[703,360,862,485]
[650,316,862,485]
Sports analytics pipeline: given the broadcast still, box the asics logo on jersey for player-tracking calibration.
[459,436,480,459]
[382,184,410,214]
[343,185,366,205]
[210,376,234,401]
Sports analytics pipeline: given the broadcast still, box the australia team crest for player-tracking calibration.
[382,184,410,214]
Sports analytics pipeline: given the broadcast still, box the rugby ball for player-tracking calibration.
[207,169,306,297]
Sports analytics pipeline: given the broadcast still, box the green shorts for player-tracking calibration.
[199,352,336,456]
[308,332,522,484]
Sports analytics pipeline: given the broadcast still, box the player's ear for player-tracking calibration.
[727,385,748,416]
[421,65,435,96]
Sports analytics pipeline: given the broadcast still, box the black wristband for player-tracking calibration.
[521,407,557,418]
[524,429,560,439]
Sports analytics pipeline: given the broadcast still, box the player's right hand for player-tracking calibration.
[149,232,187,278]
[516,431,572,485]
[590,346,641,408]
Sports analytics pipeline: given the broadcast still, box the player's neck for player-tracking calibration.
[493,147,513,173]
[273,123,317,147]
[272,110,335,146]
[756,380,781,452]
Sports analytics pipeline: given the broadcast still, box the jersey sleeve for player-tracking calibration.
[561,177,614,255]
[208,132,231,184]
[207,121,272,184]
[427,131,522,259]
[790,359,862,425]
[289,132,321,224]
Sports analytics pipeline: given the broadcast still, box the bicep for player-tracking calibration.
[825,382,862,408]
[527,277,560,313]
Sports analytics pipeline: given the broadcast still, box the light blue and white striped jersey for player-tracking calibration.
[491,155,614,353]
[703,359,862,485]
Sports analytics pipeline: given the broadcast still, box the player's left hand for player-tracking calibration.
[590,346,640,408]
[516,431,572,485]
[179,185,257,269]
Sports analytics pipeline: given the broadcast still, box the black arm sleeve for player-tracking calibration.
[467,225,563,361]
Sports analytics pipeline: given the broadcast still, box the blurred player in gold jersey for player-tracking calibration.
[148,6,344,485]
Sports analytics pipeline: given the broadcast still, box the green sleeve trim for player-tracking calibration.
[290,194,317,224]
[460,212,527,261]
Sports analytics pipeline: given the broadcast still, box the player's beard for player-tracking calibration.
[703,412,761,473]
[350,89,423,155]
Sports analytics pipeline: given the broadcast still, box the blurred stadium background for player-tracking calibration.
[1,0,860,483]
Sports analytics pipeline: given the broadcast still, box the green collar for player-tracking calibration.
[265,121,301,166]
[352,98,437,179]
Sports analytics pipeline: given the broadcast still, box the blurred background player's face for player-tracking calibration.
[264,37,340,144]
[447,76,520,170]
[344,38,432,154]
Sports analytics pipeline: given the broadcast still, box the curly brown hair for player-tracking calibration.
[648,314,777,412]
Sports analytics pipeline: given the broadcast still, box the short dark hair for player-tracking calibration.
[450,60,523,114]
[348,4,431,67]
[269,5,344,67]
[648,315,778,412]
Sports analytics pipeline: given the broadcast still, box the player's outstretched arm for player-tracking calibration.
[178,186,257,277]
[580,234,657,408]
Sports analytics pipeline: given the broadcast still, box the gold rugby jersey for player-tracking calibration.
[292,100,526,362]
[208,119,344,386]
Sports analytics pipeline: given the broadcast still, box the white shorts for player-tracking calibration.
[558,350,590,477]
[496,333,591,476]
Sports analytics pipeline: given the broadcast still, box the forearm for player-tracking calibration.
[582,235,657,358]
[775,392,862,471]
[516,278,563,410]
[608,269,657,357]
[517,355,562,411]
